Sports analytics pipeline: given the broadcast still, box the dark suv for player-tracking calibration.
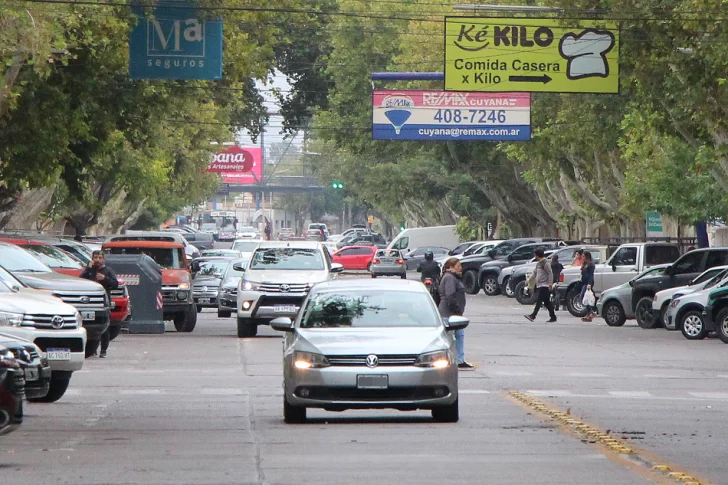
[631,247,728,328]
[460,238,563,294]
[476,241,564,296]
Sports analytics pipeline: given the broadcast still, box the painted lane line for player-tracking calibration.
[688,392,728,399]
[608,391,653,398]
[119,389,162,395]
[490,370,534,376]
[201,388,244,395]
[567,372,609,377]
[459,389,491,394]
[526,390,573,396]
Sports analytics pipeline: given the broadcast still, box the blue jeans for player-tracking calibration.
[455,328,465,364]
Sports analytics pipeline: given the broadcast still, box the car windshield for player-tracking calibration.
[0,245,53,273]
[250,248,324,271]
[201,223,217,231]
[699,269,728,288]
[106,247,185,269]
[224,260,248,279]
[233,241,260,252]
[201,250,239,257]
[633,266,667,281]
[196,261,229,277]
[0,265,26,287]
[22,244,83,269]
[300,290,439,328]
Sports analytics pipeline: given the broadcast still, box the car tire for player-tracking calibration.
[711,307,728,344]
[197,305,203,313]
[29,373,71,403]
[237,317,257,338]
[108,324,122,341]
[680,310,708,340]
[601,300,626,327]
[431,398,459,423]
[462,270,480,295]
[659,303,670,328]
[566,288,589,318]
[514,281,537,305]
[503,277,515,298]
[283,396,306,423]
[636,297,658,329]
[400,273,407,279]
[85,339,100,358]
[174,307,197,332]
[371,274,377,278]
[218,309,232,318]
[481,275,500,296]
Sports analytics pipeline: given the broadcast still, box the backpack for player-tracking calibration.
[429,275,442,305]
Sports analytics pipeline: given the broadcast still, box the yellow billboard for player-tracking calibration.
[444,17,619,93]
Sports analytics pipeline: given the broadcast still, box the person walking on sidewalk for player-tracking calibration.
[438,258,474,370]
[580,251,597,322]
[80,251,119,358]
[524,248,556,323]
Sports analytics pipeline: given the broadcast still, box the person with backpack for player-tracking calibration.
[524,248,557,323]
[439,258,474,370]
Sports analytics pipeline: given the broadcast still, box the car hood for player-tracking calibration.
[295,327,447,355]
[674,288,711,304]
[510,262,537,276]
[600,281,632,298]
[0,291,78,316]
[163,269,191,285]
[480,260,510,270]
[221,276,242,289]
[244,270,329,285]
[193,276,222,286]
[655,285,693,301]
[14,271,105,293]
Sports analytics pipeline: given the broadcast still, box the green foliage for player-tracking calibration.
[455,216,483,242]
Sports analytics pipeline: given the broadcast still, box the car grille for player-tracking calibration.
[258,283,309,293]
[326,354,418,366]
[52,291,106,308]
[109,287,126,297]
[33,337,84,353]
[23,314,78,329]
[296,386,450,401]
[258,295,305,307]
[162,285,187,302]
[192,285,218,294]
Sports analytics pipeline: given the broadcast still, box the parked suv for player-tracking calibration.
[476,241,564,296]
[0,333,51,400]
[0,242,108,358]
[104,238,196,332]
[236,242,344,338]
[0,345,23,436]
[630,247,728,328]
[0,266,86,402]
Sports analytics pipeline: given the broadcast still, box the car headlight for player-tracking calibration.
[670,298,681,308]
[293,351,330,369]
[176,291,188,300]
[0,311,24,327]
[414,350,451,368]
[241,280,260,291]
[177,283,190,290]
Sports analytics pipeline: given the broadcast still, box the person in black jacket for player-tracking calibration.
[438,258,474,370]
[80,251,119,358]
[417,251,441,282]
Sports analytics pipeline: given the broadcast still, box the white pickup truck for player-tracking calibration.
[555,242,681,317]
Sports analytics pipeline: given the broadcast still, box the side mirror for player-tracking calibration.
[190,261,200,272]
[488,249,496,258]
[270,317,294,332]
[507,254,513,262]
[612,263,617,272]
[445,316,470,331]
[232,263,246,272]
[330,263,344,273]
[665,266,674,276]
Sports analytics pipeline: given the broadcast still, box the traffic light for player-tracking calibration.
[332,181,344,189]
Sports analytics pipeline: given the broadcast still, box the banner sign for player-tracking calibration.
[372,90,530,141]
[444,17,619,93]
[212,146,263,185]
[129,0,223,80]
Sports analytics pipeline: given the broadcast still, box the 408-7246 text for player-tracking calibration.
[433,109,507,124]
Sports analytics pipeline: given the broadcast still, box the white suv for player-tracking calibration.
[235,242,343,337]
[0,269,86,402]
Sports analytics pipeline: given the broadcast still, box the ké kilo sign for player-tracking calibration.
[372,90,530,141]
[129,0,223,80]
[444,17,619,93]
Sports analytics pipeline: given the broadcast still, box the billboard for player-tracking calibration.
[209,146,262,185]
[372,90,530,141]
[444,17,619,93]
[129,0,223,80]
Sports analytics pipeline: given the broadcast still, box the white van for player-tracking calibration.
[387,225,460,254]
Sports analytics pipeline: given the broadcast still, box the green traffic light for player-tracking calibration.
[332,182,343,189]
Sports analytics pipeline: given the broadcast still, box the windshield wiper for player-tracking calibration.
[16,269,45,272]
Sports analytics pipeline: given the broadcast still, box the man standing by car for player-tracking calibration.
[524,248,556,323]
[80,251,119,358]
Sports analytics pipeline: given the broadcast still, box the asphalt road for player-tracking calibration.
[3,272,727,485]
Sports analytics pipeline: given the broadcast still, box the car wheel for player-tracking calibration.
[659,303,670,328]
[283,396,306,423]
[481,275,500,296]
[503,277,515,298]
[108,324,122,341]
[514,281,537,305]
[237,317,257,338]
[218,309,232,318]
[29,373,71,403]
[712,307,728,344]
[602,300,626,327]
[462,270,480,295]
[636,297,658,329]
[400,273,407,279]
[371,274,377,278]
[174,307,197,332]
[431,398,459,423]
[197,305,203,313]
[85,339,100,358]
[680,310,708,340]
[566,288,589,318]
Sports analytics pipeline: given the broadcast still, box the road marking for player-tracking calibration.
[459,389,491,394]
[201,388,243,395]
[689,392,728,399]
[490,370,534,376]
[526,389,573,396]
[119,389,162,395]
[609,391,653,398]
[64,388,81,395]
[567,372,609,377]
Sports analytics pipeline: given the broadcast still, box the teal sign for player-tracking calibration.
[646,211,663,233]
[129,1,223,80]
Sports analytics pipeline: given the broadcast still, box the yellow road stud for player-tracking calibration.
[652,465,671,472]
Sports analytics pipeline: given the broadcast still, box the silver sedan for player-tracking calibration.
[369,249,407,278]
[271,279,469,423]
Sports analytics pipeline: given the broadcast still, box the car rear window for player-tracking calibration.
[646,246,681,266]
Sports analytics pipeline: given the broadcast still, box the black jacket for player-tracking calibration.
[417,260,441,282]
[438,271,466,318]
[80,265,119,293]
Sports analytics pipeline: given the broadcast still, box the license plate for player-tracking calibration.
[357,374,388,390]
[274,305,297,313]
[24,368,39,381]
[81,311,95,321]
[46,348,71,361]
[198,298,211,304]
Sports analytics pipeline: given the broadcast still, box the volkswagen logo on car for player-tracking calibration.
[51,316,65,329]
[365,354,379,368]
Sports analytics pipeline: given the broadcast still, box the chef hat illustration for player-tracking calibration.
[558,29,615,80]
